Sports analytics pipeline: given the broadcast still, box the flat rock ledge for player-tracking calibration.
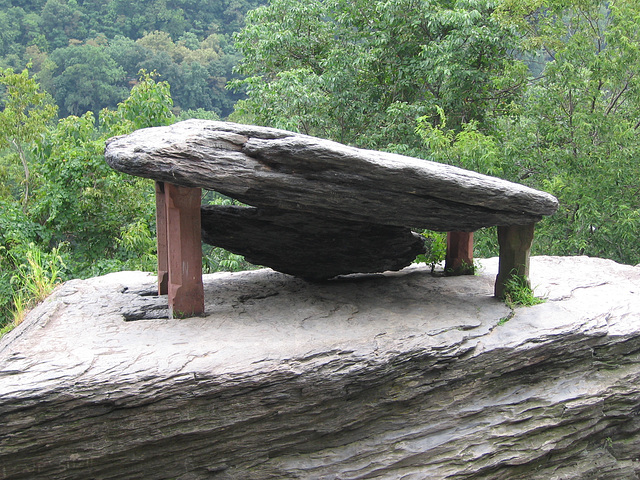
[1,256,640,480]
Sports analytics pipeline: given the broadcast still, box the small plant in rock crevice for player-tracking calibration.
[503,274,544,308]
[497,272,545,326]
[415,231,447,273]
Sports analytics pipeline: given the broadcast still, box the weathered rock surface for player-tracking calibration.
[105,120,558,231]
[1,256,640,479]
[106,120,559,282]
[200,205,426,280]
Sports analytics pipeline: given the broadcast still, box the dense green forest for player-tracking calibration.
[0,0,266,117]
[1,0,639,334]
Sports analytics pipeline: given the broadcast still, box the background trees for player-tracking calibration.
[479,0,640,263]
[231,0,525,150]
[0,70,247,332]
[0,67,57,210]
[48,44,127,117]
[231,0,640,265]
[0,72,169,329]
[0,0,265,118]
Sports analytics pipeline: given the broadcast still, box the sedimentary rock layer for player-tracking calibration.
[1,257,639,479]
[200,204,426,280]
[105,120,558,231]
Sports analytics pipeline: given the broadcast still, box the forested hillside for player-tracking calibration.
[0,0,266,117]
[1,0,639,336]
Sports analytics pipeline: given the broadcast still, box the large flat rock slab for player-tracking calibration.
[1,257,640,479]
[105,120,558,231]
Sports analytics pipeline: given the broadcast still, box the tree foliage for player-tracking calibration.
[0,0,266,118]
[100,70,174,133]
[0,71,166,330]
[0,70,244,332]
[0,66,57,209]
[233,0,640,264]
[495,0,640,262]
[48,43,127,116]
[231,0,525,150]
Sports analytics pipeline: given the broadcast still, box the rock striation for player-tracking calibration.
[1,256,640,479]
[105,120,558,280]
[105,120,558,230]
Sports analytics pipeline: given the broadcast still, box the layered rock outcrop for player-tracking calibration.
[200,205,426,281]
[105,120,558,230]
[1,256,639,479]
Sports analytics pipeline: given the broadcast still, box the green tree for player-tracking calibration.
[231,0,525,150]
[0,71,176,332]
[0,66,57,211]
[32,111,153,274]
[417,0,640,264]
[47,43,127,117]
[494,0,640,263]
[0,8,24,56]
[32,72,174,276]
[170,61,215,112]
[105,36,149,78]
[100,70,174,133]
[1,0,264,119]
[41,0,87,49]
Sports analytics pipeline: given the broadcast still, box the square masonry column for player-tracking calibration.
[156,182,205,318]
[495,224,535,299]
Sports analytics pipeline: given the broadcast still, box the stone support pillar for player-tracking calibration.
[155,181,169,296]
[445,231,474,275]
[160,183,205,318]
[495,224,535,299]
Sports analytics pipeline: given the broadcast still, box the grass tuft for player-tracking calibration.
[497,273,545,326]
[2,243,64,337]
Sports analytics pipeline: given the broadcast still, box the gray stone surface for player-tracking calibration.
[105,120,558,231]
[1,256,639,479]
[106,120,559,281]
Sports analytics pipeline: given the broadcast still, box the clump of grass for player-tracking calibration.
[7,243,65,332]
[497,273,544,326]
[503,274,544,308]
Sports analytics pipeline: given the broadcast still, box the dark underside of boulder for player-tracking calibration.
[200,204,426,280]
